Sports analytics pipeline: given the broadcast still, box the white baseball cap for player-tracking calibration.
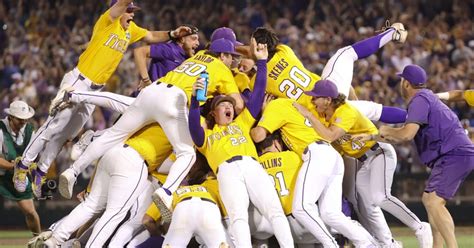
[4,100,35,119]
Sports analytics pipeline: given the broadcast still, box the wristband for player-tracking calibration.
[168,30,175,40]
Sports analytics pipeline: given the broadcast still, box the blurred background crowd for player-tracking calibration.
[0,0,473,189]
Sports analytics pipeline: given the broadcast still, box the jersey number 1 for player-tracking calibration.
[269,171,289,196]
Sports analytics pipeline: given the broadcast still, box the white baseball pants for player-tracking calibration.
[70,82,195,193]
[217,156,294,247]
[163,197,227,247]
[22,68,101,172]
[321,46,383,121]
[69,90,135,114]
[292,142,373,248]
[356,143,423,241]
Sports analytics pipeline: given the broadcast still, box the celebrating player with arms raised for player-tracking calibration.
[188,37,294,247]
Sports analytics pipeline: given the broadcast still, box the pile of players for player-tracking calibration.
[15,1,474,247]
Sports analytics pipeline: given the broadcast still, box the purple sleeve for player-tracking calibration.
[379,106,407,124]
[406,95,429,125]
[150,43,174,60]
[247,60,267,118]
[188,96,205,147]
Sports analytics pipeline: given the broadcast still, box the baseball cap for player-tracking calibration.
[4,100,35,119]
[304,79,339,98]
[209,38,240,55]
[211,27,243,46]
[110,0,141,12]
[396,64,427,86]
[210,95,236,110]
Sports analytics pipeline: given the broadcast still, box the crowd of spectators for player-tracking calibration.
[1,0,473,174]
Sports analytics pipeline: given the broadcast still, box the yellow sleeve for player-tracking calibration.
[92,9,114,35]
[331,105,357,132]
[258,100,287,133]
[145,202,161,221]
[464,90,474,107]
[129,22,148,44]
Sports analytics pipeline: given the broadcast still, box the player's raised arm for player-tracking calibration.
[188,79,207,147]
[142,25,194,43]
[246,38,268,118]
[109,0,134,20]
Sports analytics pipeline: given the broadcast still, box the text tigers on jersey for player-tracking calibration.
[103,33,130,53]
[206,125,244,146]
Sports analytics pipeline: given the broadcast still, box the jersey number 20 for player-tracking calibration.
[279,67,311,99]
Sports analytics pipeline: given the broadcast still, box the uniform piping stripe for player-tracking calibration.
[323,47,351,80]
[166,154,196,189]
[301,149,338,245]
[88,161,146,247]
[381,149,420,223]
[71,92,131,108]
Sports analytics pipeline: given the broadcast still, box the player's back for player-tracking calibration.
[250,44,320,107]
[159,52,237,103]
[259,151,302,215]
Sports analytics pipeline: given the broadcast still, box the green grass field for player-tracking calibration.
[1,227,473,247]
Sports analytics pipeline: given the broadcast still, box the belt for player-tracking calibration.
[181,196,216,205]
[357,143,382,163]
[156,81,174,88]
[303,140,330,154]
[78,74,104,90]
[122,144,149,167]
[225,155,257,163]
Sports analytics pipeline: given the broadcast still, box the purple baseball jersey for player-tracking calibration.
[148,42,187,81]
[406,89,474,165]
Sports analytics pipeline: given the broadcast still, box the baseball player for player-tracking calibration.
[294,80,432,248]
[0,101,41,236]
[437,89,474,107]
[163,181,229,247]
[251,97,374,248]
[246,25,408,124]
[13,0,194,198]
[58,37,244,226]
[188,38,294,247]
[354,64,474,248]
[134,24,200,84]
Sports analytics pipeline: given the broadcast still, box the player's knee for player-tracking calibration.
[422,192,445,209]
[292,201,316,221]
[371,193,387,206]
[319,210,341,225]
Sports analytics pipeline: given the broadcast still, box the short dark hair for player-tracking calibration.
[251,27,279,60]
[256,131,282,153]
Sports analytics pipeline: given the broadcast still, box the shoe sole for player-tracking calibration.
[13,169,28,192]
[59,174,73,199]
[152,193,173,223]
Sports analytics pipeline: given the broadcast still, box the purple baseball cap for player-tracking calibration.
[304,79,339,98]
[110,0,141,11]
[396,64,427,86]
[210,38,240,55]
[210,27,243,46]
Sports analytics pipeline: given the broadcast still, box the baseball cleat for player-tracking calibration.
[27,230,52,248]
[49,87,73,117]
[31,166,47,199]
[415,222,433,248]
[152,187,173,223]
[390,22,408,43]
[13,158,29,192]
[43,236,60,248]
[70,130,95,161]
[59,168,77,199]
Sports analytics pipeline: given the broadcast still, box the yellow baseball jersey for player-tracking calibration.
[249,44,321,108]
[258,98,327,156]
[259,151,302,215]
[77,10,147,84]
[232,68,251,92]
[125,123,173,173]
[198,109,258,173]
[316,102,378,158]
[159,52,239,103]
[201,175,228,217]
[464,90,474,107]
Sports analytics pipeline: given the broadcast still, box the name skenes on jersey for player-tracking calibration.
[199,109,258,173]
[78,9,147,84]
[316,102,378,158]
[258,99,326,156]
[259,151,302,215]
[249,44,321,108]
[159,52,239,103]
